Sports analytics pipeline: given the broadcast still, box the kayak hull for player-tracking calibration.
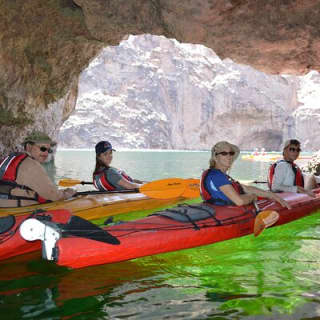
[51,188,320,269]
[0,192,185,220]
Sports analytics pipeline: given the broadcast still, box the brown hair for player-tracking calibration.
[92,156,109,178]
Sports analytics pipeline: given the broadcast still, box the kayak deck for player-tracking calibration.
[0,192,186,220]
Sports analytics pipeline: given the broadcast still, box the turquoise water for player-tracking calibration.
[1,150,320,319]
[52,149,270,189]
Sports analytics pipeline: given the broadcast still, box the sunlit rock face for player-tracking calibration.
[294,71,320,150]
[60,35,320,151]
[1,0,320,155]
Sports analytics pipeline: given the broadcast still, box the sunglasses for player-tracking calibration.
[288,147,301,153]
[38,146,53,153]
[216,151,235,156]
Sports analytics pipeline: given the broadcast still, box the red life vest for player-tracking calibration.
[0,153,47,204]
[200,169,244,204]
[93,168,133,191]
[268,160,304,190]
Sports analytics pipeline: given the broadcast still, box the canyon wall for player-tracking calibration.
[59,35,320,151]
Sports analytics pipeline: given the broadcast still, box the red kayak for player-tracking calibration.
[19,188,320,269]
[0,209,71,261]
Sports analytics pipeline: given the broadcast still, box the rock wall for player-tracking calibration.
[60,35,320,151]
[0,0,103,156]
[73,0,320,75]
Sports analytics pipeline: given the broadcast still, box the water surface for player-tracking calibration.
[1,150,319,319]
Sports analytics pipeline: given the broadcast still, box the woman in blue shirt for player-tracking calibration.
[201,141,289,208]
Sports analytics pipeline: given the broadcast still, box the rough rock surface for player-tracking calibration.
[1,0,320,155]
[59,35,320,151]
[0,0,102,156]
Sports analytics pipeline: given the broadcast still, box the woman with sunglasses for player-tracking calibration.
[0,131,76,207]
[201,141,289,208]
[268,139,317,197]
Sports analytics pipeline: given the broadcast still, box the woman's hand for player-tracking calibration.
[249,193,258,203]
[297,186,316,198]
[269,192,291,209]
[62,188,77,199]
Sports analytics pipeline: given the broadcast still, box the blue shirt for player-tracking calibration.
[202,169,233,205]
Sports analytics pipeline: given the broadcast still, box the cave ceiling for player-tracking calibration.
[0,0,319,154]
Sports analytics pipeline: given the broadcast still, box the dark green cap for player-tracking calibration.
[23,131,57,146]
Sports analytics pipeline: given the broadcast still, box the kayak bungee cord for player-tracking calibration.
[31,196,320,241]
[13,197,320,245]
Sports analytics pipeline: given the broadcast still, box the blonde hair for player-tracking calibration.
[209,141,240,168]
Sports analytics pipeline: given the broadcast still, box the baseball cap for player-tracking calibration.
[282,139,300,150]
[95,141,115,155]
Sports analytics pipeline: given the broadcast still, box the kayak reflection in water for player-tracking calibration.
[200,141,290,209]
[92,140,145,191]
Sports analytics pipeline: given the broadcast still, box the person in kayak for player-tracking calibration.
[93,140,144,191]
[201,141,290,208]
[0,131,76,207]
[268,139,318,197]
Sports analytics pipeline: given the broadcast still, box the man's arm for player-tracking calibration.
[18,158,71,201]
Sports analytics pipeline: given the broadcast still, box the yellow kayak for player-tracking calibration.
[242,154,312,162]
[0,192,185,220]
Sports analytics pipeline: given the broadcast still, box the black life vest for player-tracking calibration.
[200,169,245,205]
[268,160,304,190]
[0,153,47,205]
[93,167,133,191]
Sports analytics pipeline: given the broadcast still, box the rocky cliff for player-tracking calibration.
[59,35,320,151]
[1,0,320,155]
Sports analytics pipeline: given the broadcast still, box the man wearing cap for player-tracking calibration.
[0,131,76,207]
[93,140,144,191]
[268,139,317,197]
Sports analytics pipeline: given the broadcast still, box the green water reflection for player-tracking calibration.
[1,212,320,319]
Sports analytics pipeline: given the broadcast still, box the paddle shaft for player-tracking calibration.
[59,177,201,199]
[77,181,94,185]
[76,189,138,196]
[59,177,192,199]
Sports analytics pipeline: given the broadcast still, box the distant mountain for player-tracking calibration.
[58,34,320,151]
